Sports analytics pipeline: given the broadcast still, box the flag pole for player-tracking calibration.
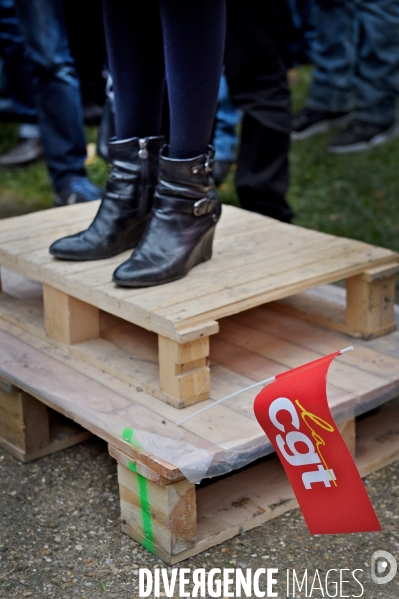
[176,376,276,426]
[176,346,354,427]
[339,346,354,354]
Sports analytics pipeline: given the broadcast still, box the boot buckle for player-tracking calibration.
[138,138,149,160]
[193,198,214,216]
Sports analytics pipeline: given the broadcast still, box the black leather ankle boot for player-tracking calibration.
[112,146,221,287]
[49,136,165,260]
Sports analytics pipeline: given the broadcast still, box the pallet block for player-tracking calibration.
[0,379,91,462]
[0,203,398,407]
[43,283,100,345]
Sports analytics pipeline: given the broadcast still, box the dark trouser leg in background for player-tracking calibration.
[112,0,226,286]
[224,1,293,222]
[308,0,356,115]
[356,0,399,126]
[13,0,88,191]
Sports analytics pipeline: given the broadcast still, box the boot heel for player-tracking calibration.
[201,225,216,262]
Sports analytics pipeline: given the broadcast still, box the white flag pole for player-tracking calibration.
[176,347,354,427]
[176,376,276,426]
[339,346,354,354]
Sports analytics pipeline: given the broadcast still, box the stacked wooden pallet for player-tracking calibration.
[0,203,399,562]
[1,202,398,409]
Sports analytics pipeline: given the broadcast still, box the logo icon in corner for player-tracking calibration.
[371,550,397,584]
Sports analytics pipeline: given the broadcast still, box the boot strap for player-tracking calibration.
[154,194,218,216]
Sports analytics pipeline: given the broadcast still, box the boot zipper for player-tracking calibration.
[138,138,148,217]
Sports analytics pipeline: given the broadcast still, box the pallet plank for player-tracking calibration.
[155,245,396,331]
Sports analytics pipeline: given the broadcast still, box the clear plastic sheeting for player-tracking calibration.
[0,330,360,482]
[0,320,277,482]
[1,267,399,483]
[0,332,216,483]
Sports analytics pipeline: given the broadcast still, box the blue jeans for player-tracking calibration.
[213,72,241,162]
[284,0,314,65]
[13,0,87,188]
[0,0,36,121]
[308,0,399,125]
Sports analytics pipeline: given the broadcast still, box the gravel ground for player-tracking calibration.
[0,437,398,599]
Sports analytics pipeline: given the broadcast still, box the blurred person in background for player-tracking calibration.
[283,0,314,66]
[0,0,43,167]
[11,0,102,205]
[224,0,293,222]
[292,0,399,154]
[212,72,241,187]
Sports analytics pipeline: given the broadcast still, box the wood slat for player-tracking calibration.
[216,318,391,398]
[247,304,399,380]
[85,221,319,313]
[154,244,396,331]
[0,201,97,237]
[2,204,397,343]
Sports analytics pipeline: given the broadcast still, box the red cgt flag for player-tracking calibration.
[254,350,381,534]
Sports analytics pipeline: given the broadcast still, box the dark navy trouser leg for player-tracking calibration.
[102,0,226,159]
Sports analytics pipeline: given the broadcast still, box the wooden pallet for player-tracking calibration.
[1,359,398,564]
[1,264,399,561]
[1,204,399,562]
[0,203,398,408]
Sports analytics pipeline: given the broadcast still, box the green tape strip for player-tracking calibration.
[128,461,155,554]
[122,428,155,554]
[122,427,135,445]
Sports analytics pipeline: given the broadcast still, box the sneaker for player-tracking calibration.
[291,107,351,141]
[54,177,102,207]
[328,119,399,154]
[0,137,44,168]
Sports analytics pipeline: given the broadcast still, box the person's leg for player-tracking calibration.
[327,0,399,154]
[64,0,107,122]
[213,73,241,163]
[355,0,399,126]
[13,0,92,194]
[50,0,166,260]
[281,0,314,67]
[92,0,226,157]
[212,73,242,186]
[159,0,225,158]
[0,0,37,122]
[308,0,356,114]
[103,0,165,140]
[224,0,293,222]
[292,0,356,140]
[113,0,226,287]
